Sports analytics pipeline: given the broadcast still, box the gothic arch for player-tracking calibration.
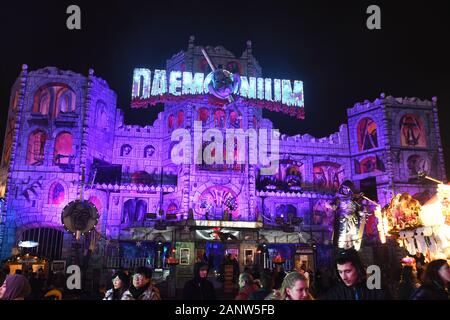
[33,83,76,118]
[48,181,65,205]
[356,117,378,151]
[26,129,47,165]
[313,161,344,190]
[399,114,427,148]
[54,132,74,165]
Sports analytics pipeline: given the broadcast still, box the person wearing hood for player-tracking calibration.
[104,270,130,300]
[121,267,160,300]
[325,249,390,300]
[183,262,216,300]
[0,274,31,300]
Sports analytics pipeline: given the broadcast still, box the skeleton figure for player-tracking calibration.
[332,180,364,250]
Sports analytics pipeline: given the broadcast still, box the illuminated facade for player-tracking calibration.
[0,38,446,286]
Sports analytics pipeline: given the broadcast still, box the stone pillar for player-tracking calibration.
[0,64,28,259]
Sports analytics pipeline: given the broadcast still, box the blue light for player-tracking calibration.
[282,80,304,107]
[151,70,167,96]
[264,78,273,101]
[169,71,182,96]
[182,72,204,95]
[273,79,282,102]
[132,68,151,98]
[257,78,264,100]
[239,76,256,99]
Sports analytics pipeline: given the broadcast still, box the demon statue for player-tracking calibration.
[331,180,365,251]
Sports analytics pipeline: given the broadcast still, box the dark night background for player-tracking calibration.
[1,0,449,178]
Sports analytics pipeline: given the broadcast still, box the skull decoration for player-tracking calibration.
[207,69,240,100]
[62,200,99,235]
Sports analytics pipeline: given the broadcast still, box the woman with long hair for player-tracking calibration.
[266,271,313,300]
[103,270,130,300]
[410,259,450,300]
[397,266,420,300]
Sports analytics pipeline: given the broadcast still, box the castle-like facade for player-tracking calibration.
[0,38,446,277]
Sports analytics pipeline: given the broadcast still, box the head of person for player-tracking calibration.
[0,280,6,299]
[259,270,274,290]
[0,274,31,300]
[280,272,310,300]
[400,266,416,283]
[422,259,450,287]
[338,180,354,197]
[194,262,209,279]
[238,273,254,289]
[335,249,365,287]
[132,267,152,289]
[112,271,129,290]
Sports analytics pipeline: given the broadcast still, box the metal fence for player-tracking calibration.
[106,257,153,269]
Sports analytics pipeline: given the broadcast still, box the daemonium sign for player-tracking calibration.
[131,68,305,118]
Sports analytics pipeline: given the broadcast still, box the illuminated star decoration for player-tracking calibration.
[136,241,142,247]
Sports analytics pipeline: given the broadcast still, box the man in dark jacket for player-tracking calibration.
[183,262,216,300]
[326,249,390,300]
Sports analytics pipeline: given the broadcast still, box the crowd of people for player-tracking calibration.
[0,266,65,300]
[1,249,449,300]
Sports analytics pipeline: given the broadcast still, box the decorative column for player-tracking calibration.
[381,104,395,199]
[431,97,447,183]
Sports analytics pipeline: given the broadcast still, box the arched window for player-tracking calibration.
[357,118,378,151]
[54,86,76,117]
[54,132,73,165]
[167,203,178,215]
[400,114,427,147]
[177,110,184,127]
[120,144,132,156]
[168,114,175,131]
[26,130,47,165]
[48,182,65,205]
[122,198,147,224]
[144,145,155,158]
[313,161,344,190]
[88,196,103,213]
[214,109,226,128]
[198,107,209,124]
[33,87,51,115]
[33,84,76,118]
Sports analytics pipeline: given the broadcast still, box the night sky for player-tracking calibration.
[1,0,449,178]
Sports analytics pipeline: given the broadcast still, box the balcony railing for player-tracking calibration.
[106,257,153,269]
